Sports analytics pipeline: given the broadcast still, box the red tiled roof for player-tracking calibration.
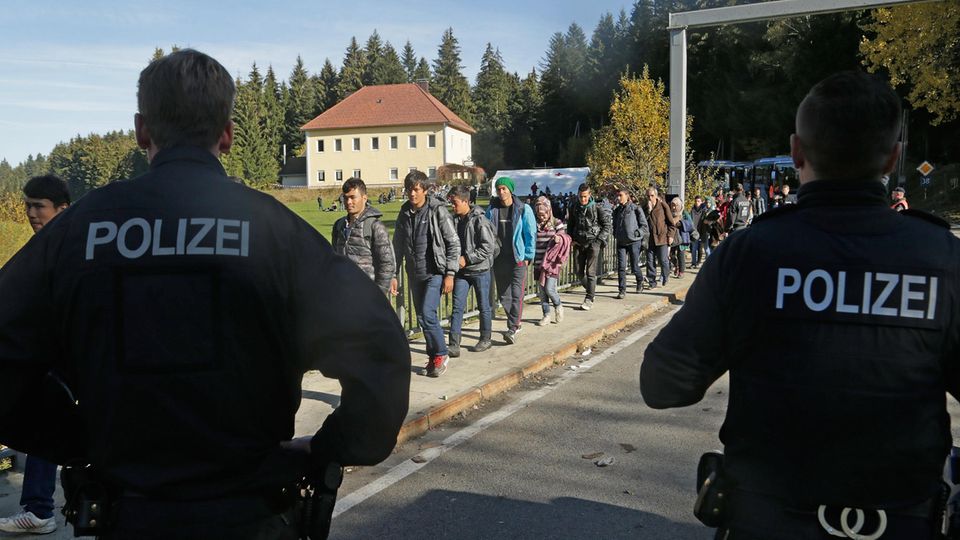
[301,83,476,134]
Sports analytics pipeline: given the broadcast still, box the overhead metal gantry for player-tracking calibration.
[667,0,935,201]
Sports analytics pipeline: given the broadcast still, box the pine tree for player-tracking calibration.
[283,56,316,157]
[413,57,432,83]
[316,59,340,112]
[587,13,621,126]
[504,69,541,167]
[337,37,367,100]
[376,43,409,85]
[431,28,475,124]
[473,44,512,134]
[362,30,384,86]
[402,41,418,82]
[225,65,282,188]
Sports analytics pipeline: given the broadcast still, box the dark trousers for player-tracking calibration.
[670,245,686,275]
[574,241,601,300]
[691,238,702,267]
[106,496,301,540]
[409,273,447,357]
[21,455,57,519]
[494,258,527,332]
[646,244,670,286]
[616,242,645,292]
[717,490,938,540]
[450,271,492,338]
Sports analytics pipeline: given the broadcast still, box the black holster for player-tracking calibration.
[298,462,343,540]
[60,463,114,537]
[693,451,728,528]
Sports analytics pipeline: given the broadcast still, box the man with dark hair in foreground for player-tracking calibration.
[0,176,71,535]
[641,71,960,538]
[0,49,410,539]
[332,177,395,293]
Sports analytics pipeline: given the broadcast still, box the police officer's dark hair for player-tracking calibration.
[449,185,471,202]
[404,170,430,192]
[23,175,70,206]
[577,183,591,194]
[137,49,235,150]
[796,71,901,180]
[341,177,367,195]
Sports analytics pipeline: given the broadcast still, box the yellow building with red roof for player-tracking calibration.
[297,82,475,188]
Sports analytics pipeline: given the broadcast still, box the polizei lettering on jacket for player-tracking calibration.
[774,267,940,326]
[85,218,250,260]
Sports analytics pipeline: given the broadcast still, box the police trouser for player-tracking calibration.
[104,495,302,540]
[716,489,940,540]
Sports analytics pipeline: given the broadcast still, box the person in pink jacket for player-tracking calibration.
[533,196,572,326]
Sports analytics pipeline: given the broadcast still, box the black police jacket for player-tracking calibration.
[0,146,411,499]
[641,179,960,508]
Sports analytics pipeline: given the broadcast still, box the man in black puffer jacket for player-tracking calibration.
[332,178,395,293]
[448,186,497,355]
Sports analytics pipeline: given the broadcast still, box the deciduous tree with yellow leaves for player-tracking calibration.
[860,3,960,125]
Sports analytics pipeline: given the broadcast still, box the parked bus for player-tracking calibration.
[751,156,798,199]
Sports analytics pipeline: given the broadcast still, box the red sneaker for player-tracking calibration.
[428,354,448,377]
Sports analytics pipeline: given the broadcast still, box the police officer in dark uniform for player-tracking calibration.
[0,49,410,539]
[640,71,960,539]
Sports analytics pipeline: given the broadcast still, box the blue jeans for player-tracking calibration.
[691,238,702,267]
[450,271,492,337]
[409,274,447,357]
[538,276,561,315]
[646,244,671,286]
[21,455,57,519]
[616,242,645,292]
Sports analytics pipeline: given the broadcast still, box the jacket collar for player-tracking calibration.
[149,146,228,176]
[796,179,888,208]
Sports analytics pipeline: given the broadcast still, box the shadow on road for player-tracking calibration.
[332,489,709,539]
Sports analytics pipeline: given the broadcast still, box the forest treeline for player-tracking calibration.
[0,0,956,196]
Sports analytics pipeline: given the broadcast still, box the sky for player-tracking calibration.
[0,0,634,166]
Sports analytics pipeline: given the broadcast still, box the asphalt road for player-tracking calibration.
[330,307,722,539]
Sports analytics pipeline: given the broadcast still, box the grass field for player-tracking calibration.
[288,200,403,242]
[0,199,407,268]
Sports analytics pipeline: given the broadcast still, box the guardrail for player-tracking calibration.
[391,235,618,335]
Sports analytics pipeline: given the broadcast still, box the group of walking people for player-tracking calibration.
[331,172,726,378]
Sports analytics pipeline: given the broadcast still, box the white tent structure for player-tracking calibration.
[488,167,590,197]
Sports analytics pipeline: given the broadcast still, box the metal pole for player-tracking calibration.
[669,27,687,201]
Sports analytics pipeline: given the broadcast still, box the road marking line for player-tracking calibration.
[332,306,678,518]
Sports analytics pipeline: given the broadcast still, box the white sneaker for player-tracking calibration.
[579,298,593,311]
[537,314,551,326]
[554,305,565,323]
[0,510,57,534]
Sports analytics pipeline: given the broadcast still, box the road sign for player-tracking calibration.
[917,161,935,176]
[921,176,931,187]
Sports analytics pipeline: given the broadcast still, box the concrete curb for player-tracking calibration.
[395,286,691,446]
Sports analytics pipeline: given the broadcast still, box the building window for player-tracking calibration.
[428,167,437,180]
[428,134,436,148]
[371,137,379,150]
[353,169,361,178]
[408,135,417,149]
[336,170,343,181]
[317,140,324,153]
[318,170,325,182]
[390,168,398,180]
[335,139,342,152]
[390,136,398,149]
[408,167,418,173]
[352,138,360,151]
